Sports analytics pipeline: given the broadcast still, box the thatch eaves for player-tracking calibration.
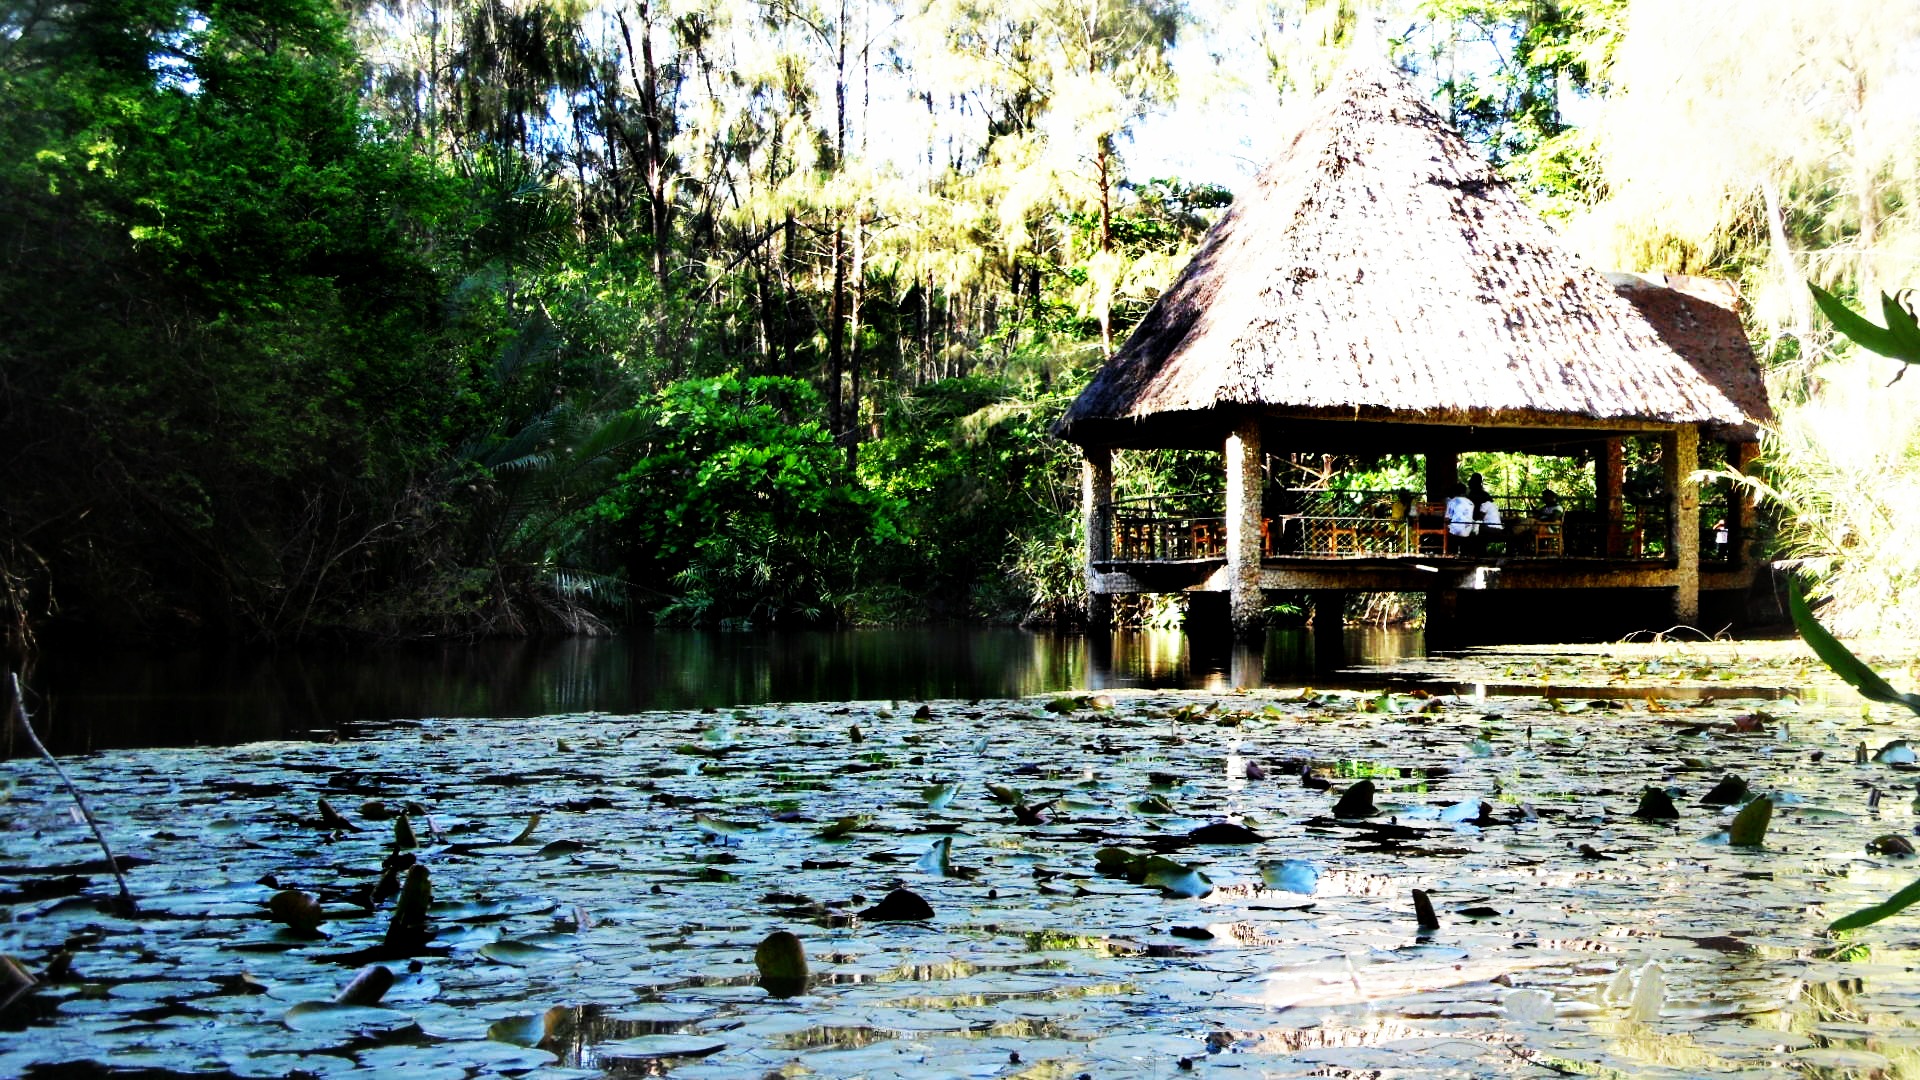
[1058,64,1763,448]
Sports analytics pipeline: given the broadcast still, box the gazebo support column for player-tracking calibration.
[1082,447,1113,630]
[1225,419,1264,636]
[1667,426,1700,625]
[1732,441,1761,567]
[1425,451,1458,503]
[1598,438,1625,556]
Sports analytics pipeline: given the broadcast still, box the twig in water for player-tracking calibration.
[8,673,135,912]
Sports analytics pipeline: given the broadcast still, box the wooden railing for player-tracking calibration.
[1099,489,1714,562]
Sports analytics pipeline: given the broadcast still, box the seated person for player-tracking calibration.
[1535,489,1565,522]
[1444,483,1476,549]
[1477,494,1504,553]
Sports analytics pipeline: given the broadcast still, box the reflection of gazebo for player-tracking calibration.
[1054,64,1772,641]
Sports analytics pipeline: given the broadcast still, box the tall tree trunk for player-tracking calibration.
[617,6,671,285]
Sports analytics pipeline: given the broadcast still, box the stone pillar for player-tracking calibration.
[1082,447,1113,629]
[1732,440,1761,568]
[1597,438,1625,557]
[1667,425,1700,626]
[1425,451,1458,503]
[1225,419,1265,636]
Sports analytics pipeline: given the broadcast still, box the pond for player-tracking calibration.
[10,627,1426,756]
[7,636,1920,1078]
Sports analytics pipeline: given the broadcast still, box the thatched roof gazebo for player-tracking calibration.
[1057,63,1771,638]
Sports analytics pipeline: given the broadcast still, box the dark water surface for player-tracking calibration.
[9,626,1422,754]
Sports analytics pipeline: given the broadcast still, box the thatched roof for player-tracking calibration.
[1058,64,1768,449]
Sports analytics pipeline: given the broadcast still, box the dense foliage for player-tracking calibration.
[4,0,1916,648]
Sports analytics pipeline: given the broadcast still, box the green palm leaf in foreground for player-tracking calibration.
[1795,576,1920,931]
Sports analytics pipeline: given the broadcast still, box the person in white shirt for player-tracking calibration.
[1444,482,1476,551]
[1477,493,1504,554]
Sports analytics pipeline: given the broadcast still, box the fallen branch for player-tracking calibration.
[8,672,134,912]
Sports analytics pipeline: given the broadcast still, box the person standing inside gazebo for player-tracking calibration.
[1445,482,1477,553]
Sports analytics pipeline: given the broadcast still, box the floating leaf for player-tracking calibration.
[1700,775,1749,806]
[1332,779,1376,819]
[281,1001,417,1039]
[1413,888,1440,930]
[594,1035,726,1066]
[480,938,567,965]
[1874,741,1918,765]
[508,813,542,845]
[815,814,870,839]
[1869,834,1917,857]
[487,1006,570,1048]
[385,866,432,953]
[694,815,756,837]
[754,930,809,997]
[1143,863,1213,899]
[1132,794,1175,815]
[916,836,954,877]
[1633,787,1680,820]
[859,888,933,921]
[1627,962,1665,1020]
[1186,821,1263,844]
[1728,795,1772,847]
[985,783,1024,806]
[393,815,416,851]
[333,964,394,1007]
[267,890,326,936]
[537,839,584,857]
[1259,859,1319,895]
[920,782,958,810]
[317,798,359,832]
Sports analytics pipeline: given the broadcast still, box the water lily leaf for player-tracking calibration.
[594,1035,726,1066]
[283,1001,416,1036]
[1132,794,1175,815]
[1413,888,1440,930]
[815,814,870,839]
[1700,775,1749,806]
[985,783,1025,806]
[536,839,584,857]
[317,799,360,832]
[1259,859,1319,895]
[267,890,327,936]
[1633,787,1680,820]
[333,964,393,1006]
[1874,740,1917,765]
[1142,861,1212,899]
[916,836,954,876]
[479,938,567,965]
[754,930,809,997]
[859,888,933,921]
[1332,779,1376,819]
[486,1006,571,1048]
[1186,821,1263,844]
[1728,795,1772,847]
[694,814,756,837]
[393,815,416,850]
[1869,834,1917,856]
[384,866,432,953]
[921,782,959,810]
[508,813,542,844]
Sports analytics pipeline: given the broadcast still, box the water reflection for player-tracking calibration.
[11,625,1423,754]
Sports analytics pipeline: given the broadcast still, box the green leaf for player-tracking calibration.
[1789,577,1920,715]
[1831,877,1920,933]
[1810,282,1920,363]
[815,814,870,839]
[1727,795,1771,847]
